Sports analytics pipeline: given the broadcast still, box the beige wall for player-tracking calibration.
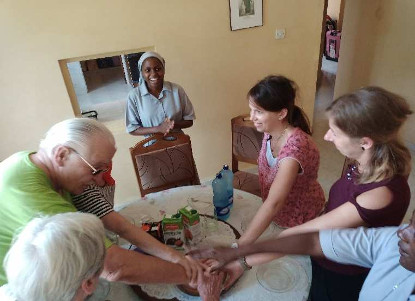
[327,0,341,21]
[335,0,415,147]
[0,0,325,203]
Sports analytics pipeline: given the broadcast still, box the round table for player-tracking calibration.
[110,185,311,301]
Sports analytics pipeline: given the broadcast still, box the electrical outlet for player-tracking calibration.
[275,28,286,40]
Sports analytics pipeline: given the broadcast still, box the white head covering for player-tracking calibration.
[137,51,165,85]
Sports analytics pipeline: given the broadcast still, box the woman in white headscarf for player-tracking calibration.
[125,51,195,137]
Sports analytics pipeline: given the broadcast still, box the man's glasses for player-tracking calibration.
[69,148,109,176]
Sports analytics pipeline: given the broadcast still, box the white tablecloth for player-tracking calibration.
[107,185,311,301]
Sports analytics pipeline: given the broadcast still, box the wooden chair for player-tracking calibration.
[231,114,264,197]
[130,133,200,197]
[122,52,144,87]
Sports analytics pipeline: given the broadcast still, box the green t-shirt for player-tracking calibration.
[0,151,112,286]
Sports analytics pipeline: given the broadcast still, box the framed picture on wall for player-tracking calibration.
[229,0,263,31]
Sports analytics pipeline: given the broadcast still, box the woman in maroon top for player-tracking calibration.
[215,87,412,299]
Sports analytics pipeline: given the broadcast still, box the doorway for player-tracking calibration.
[312,0,345,198]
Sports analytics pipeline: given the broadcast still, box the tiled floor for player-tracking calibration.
[76,67,131,123]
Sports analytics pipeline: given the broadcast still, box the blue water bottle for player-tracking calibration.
[212,173,230,221]
[221,165,234,208]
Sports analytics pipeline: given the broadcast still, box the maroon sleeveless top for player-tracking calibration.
[314,164,410,275]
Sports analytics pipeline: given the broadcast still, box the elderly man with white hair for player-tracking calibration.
[0,118,203,289]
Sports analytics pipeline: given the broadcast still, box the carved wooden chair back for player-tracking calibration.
[231,114,264,197]
[130,133,200,197]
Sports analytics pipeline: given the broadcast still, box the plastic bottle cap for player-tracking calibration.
[223,165,229,170]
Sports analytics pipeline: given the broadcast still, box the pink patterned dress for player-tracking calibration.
[258,128,325,227]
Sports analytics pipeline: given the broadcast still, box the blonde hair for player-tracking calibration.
[326,86,412,183]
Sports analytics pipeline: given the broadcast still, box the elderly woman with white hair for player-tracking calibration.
[0,212,106,301]
[125,51,196,137]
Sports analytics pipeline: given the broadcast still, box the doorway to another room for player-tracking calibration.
[312,0,344,199]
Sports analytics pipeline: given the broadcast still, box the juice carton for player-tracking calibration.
[141,221,163,243]
[162,213,185,250]
[179,206,202,246]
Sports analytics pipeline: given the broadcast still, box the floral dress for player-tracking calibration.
[258,128,325,227]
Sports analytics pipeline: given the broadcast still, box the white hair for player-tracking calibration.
[39,118,115,156]
[3,212,106,301]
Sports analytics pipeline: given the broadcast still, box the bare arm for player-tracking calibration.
[243,185,394,266]
[280,185,393,237]
[129,118,192,136]
[129,126,163,136]
[102,212,203,284]
[238,158,299,245]
[128,118,174,136]
[242,232,323,258]
[188,232,323,271]
[102,245,189,284]
[102,212,178,261]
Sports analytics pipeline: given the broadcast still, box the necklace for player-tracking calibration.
[346,165,358,181]
[270,126,288,155]
[273,126,288,142]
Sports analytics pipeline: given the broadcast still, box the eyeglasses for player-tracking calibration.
[69,148,109,176]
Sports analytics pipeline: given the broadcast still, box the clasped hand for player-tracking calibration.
[188,247,245,293]
[159,118,174,136]
[197,259,227,301]
[174,255,227,297]
[188,246,238,271]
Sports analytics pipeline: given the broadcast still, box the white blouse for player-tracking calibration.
[266,139,278,167]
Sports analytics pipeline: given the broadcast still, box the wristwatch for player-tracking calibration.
[238,256,252,271]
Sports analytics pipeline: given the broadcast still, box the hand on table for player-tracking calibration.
[202,258,244,291]
[197,269,225,301]
[221,260,244,290]
[172,254,206,288]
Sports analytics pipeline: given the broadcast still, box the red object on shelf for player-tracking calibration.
[325,30,341,61]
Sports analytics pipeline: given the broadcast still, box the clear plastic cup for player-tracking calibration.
[187,198,218,237]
